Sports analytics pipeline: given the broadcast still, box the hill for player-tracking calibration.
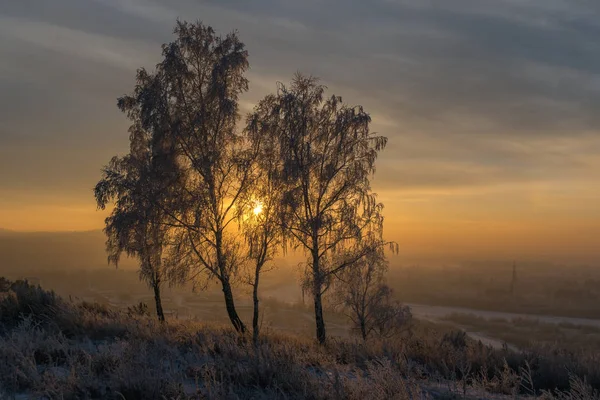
[0,279,598,399]
[0,229,136,273]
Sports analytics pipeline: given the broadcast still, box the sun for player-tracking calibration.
[253,201,263,216]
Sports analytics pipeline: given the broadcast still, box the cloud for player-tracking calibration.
[0,15,156,71]
[0,0,599,245]
[89,0,178,23]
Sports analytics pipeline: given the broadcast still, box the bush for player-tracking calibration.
[0,279,62,330]
[127,302,150,317]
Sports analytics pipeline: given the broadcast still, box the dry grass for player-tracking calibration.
[0,279,599,399]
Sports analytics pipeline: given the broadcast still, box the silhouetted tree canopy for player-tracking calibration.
[336,247,410,340]
[111,20,251,332]
[95,21,394,339]
[238,116,287,343]
[248,74,394,343]
[93,85,180,321]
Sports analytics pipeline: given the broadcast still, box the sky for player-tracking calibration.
[1,0,599,263]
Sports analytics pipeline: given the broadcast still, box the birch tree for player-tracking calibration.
[249,74,393,343]
[155,21,251,333]
[336,247,411,340]
[94,83,179,321]
[336,247,387,340]
[238,111,287,344]
[99,21,251,332]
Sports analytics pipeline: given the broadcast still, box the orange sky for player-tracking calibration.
[1,0,600,263]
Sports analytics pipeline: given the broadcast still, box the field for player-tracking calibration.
[442,313,600,353]
[388,262,600,319]
[2,279,600,399]
[2,233,600,399]
[5,264,600,352]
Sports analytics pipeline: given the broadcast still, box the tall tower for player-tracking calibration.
[510,261,517,294]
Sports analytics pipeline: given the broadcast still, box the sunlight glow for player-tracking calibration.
[253,201,263,216]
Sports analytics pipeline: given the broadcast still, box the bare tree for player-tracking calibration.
[336,247,390,340]
[94,89,179,321]
[249,74,393,344]
[237,118,285,343]
[369,286,412,339]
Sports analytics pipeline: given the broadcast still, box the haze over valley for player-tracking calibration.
[1,1,600,399]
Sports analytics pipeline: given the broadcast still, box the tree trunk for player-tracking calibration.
[312,242,326,344]
[222,278,246,333]
[214,222,246,333]
[153,283,165,322]
[314,284,326,344]
[360,318,367,341]
[252,270,260,345]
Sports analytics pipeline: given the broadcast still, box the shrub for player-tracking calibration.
[0,279,62,330]
[127,302,150,317]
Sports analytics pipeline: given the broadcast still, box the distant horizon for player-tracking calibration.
[1,226,597,267]
[2,1,600,264]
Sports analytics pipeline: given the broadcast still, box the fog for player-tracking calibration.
[2,229,598,320]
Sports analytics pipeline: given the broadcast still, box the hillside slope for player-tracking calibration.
[0,229,136,273]
[0,279,599,399]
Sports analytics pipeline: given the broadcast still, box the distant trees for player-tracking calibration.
[248,75,392,344]
[95,21,393,341]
